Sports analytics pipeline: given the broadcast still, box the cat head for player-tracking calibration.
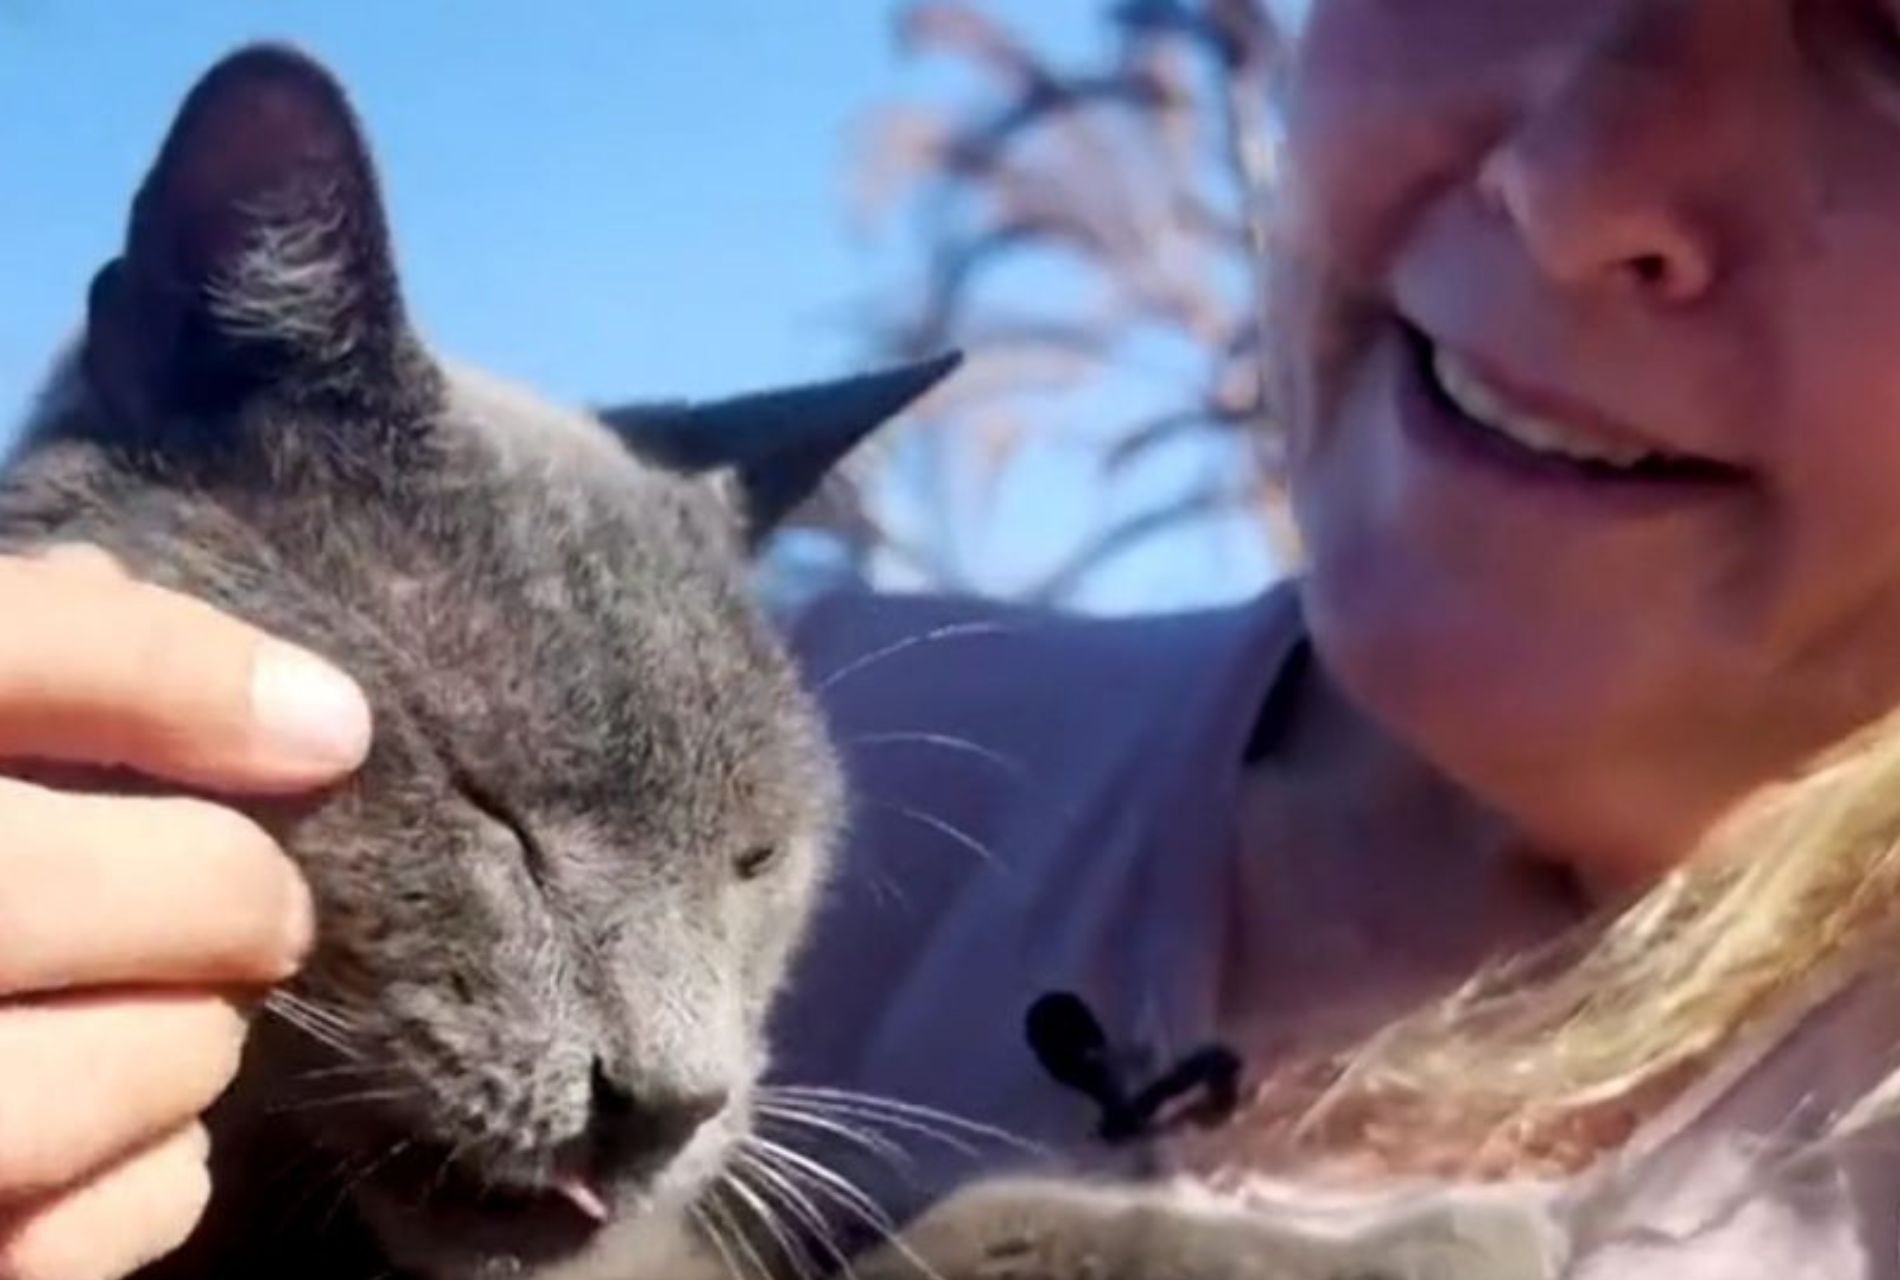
[6,44,955,1279]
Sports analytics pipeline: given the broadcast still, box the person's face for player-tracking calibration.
[1278,0,1900,875]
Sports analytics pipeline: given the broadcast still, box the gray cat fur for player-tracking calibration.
[0,43,953,1280]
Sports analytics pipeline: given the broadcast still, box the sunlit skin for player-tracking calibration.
[0,548,369,1280]
[1273,0,1900,884]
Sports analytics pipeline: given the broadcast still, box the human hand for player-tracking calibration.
[0,546,371,1280]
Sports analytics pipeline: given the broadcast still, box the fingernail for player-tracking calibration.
[251,642,373,772]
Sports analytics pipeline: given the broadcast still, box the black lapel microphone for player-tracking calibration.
[1025,991,1242,1146]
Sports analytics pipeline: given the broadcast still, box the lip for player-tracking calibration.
[1391,321,1752,517]
[1418,327,1749,472]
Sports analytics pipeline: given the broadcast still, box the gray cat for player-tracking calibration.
[0,44,953,1280]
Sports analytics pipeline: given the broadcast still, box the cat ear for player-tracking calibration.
[84,44,410,428]
[599,351,962,546]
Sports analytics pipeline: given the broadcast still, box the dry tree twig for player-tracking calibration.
[834,0,1290,606]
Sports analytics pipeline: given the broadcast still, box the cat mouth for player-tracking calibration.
[355,1142,623,1270]
[343,1117,734,1276]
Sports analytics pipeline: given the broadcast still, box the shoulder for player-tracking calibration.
[769,582,1306,1084]
[785,583,1304,754]
[782,584,1305,890]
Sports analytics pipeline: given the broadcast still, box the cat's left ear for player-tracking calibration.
[599,351,961,546]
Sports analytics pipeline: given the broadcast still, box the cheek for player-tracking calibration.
[1282,0,1568,276]
[1738,110,1900,655]
[1761,260,1900,682]
[1785,326,1900,555]
[1273,5,1526,459]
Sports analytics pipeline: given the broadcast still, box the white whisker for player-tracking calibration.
[725,1161,814,1280]
[869,799,1000,867]
[704,1178,776,1280]
[746,1137,945,1280]
[265,1085,416,1116]
[745,1136,897,1239]
[849,732,1031,783]
[690,1200,746,1280]
[755,1099,914,1168]
[765,1086,1040,1154]
[817,621,1018,694]
[736,1146,856,1280]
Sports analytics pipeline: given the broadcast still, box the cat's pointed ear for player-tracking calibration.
[84,44,409,428]
[600,351,962,546]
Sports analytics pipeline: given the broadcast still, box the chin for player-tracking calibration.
[1302,569,1742,874]
[359,1115,742,1280]
[1282,321,1778,866]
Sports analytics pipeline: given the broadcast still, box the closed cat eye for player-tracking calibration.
[733,845,782,880]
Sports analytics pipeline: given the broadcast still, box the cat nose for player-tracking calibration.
[588,1058,728,1171]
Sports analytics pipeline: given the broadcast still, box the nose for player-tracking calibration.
[1475,7,1766,304]
[588,1057,728,1173]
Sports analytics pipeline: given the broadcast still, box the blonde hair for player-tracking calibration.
[1195,706,1900,1182]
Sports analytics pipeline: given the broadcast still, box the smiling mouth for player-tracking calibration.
[1403,323,1747,486]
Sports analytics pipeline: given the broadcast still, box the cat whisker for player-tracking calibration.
[704,1177,776,1280]
[761,1093,977,1159]
[273,1143,374,1237]
[732,1146,854,1280]
[868,799,999,868]
[723,1160,815,1280]
[744,1138,945,1280]
[816,621,1019,694]
[285,1060,398,1086]
[317,1137,413,1235]
[763,1086,1041,1155]
[742,1136,898,1242]
[263,991,365,1061]
[424,1137,473,1204]
[690,1200,748,1280]
[754,1099,914,1168]
[764,1084,1027,1138]
[270,989,361,1034]
[265,1085,419,1117]
[851,730,1083,825]
[257,1137,332,1198]
[848,731,1032,784]
[260,997,343,1049]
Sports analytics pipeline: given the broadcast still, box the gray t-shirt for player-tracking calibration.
[774,582,1900,1276]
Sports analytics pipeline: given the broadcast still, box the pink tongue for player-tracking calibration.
[552,1174,610,1224]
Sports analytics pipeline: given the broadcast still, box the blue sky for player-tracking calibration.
[0,1,1279,611]
[0,0,988,405]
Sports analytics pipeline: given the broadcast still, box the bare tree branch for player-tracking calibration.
[1022,484,1244,606]
[834,0,1288,605]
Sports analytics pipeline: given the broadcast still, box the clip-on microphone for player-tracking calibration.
[1025,991,1242,1146]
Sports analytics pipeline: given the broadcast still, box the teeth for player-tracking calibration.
[1430,346,1655,469]
[552,1174,610,1223]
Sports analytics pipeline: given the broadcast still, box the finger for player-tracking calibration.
[0,554,371,791]
[0,994,244,1199]
[0,1124,211,1280]
[26,545,126,580]
[0,778,312,995]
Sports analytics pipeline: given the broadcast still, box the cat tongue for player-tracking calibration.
[552,1175,610,1224]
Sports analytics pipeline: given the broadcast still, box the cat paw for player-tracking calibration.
[839,1177,1123,1280]
[841,1176,1570,1280]
[1351,1189,1570,1280]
